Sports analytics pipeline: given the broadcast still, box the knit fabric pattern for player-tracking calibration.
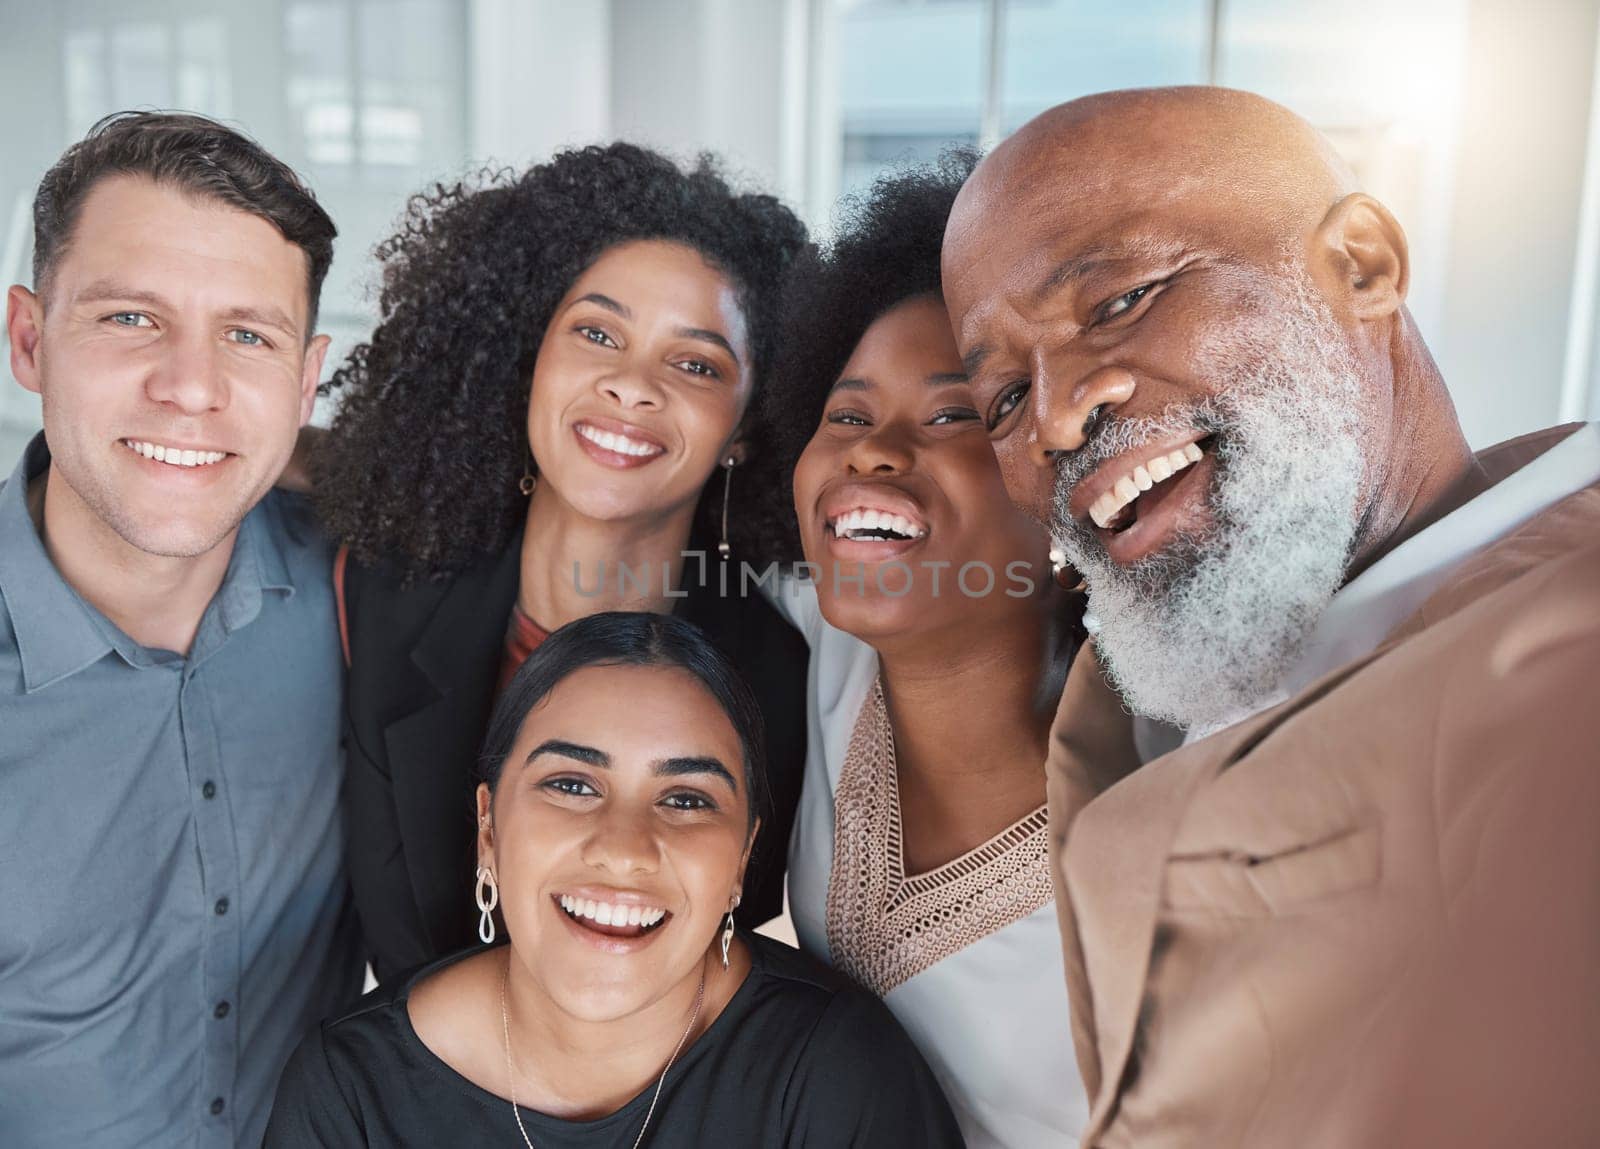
[825,678,1054,996]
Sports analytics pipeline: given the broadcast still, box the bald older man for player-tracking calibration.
[943,87,1600,1148]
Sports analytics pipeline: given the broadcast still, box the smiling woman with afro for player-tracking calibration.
[314,142,813,981]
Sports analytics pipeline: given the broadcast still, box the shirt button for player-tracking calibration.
[213,1000,231,1019]
[214,897,229,916]
[202,780,217,800]
[209,1097,226,1116]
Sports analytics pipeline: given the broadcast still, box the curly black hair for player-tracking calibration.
[315,143,809,577]
[769,150,979,517]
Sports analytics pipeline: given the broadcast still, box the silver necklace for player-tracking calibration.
[499,955,707,1149]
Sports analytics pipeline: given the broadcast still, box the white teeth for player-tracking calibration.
[578,423,662,458]
[123,440,228,468]
[558,894,667,930]
[828,507,928,541]
[1087,442,1207,530]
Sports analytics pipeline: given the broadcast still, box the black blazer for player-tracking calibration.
[341,534,810,984]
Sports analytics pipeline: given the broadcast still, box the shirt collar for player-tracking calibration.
[1285,421,1600,695]
[0,433,297,690]
[0,435,121,691]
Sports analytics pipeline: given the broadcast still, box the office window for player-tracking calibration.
[1000,0,1209,133]
[284,0,463,186]
[835,0,986,200]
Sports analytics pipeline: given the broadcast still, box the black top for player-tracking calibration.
[264,934,965,1148]
[340,531,810,983]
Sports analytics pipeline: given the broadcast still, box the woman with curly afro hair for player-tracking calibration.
[314,143,812,984]
[766,152,1090,1148]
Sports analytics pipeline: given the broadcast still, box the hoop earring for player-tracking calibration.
[1050,547,1086,593]
[717,457,736,560]
[720,894,740,969]
[475,866,500,944]
[518,458,535,497]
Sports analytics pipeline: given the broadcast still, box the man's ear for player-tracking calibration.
[298,333,332,426]
[7,285,45,396]
[1309,193,1409,321]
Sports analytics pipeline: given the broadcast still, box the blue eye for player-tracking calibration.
[229,329,265,347]
[108,312,152,328]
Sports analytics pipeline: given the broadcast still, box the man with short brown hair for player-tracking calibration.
[943,87,1600,1147]
[1,112,361,1147]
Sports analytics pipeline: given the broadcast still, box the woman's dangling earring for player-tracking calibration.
[475,866,500,944]
[717,456,736,560]
[518,458,535,497]
[720,894,740,969]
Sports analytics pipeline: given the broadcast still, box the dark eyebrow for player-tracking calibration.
[1033,238,1188,305]
[525,740,736,792]
[74,279,299,338]
[527,739,609,767]
[217,304,300,338]
[74,281,172,310]
[1032,255,1121,305]
[654,756,738,792]
[828,375,871,395]
[571,293,739,366]
[927,371,968,387]
[961,345,990,375]
[674,326,741,366]
[573,292,631,320]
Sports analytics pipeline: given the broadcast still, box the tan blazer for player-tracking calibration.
[1049,434,1600,1148]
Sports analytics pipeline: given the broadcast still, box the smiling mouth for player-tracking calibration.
[575,422,666,460]
[826,507,929,543]
[1088,438,1211,534]
[121,438,231,468]
[556,893,671,939]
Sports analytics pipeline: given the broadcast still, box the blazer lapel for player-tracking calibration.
[1064,726,1231,1138]
[1046,644,1142,1102]
[383,545,520,956]
[1064,641,1398,1142]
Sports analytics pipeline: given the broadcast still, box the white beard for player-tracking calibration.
[1051,272,1369,734]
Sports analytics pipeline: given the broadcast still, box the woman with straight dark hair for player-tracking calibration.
[266,613,963,1148]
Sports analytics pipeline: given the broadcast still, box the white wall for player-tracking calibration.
[1436,0,1600,446]
[468,0,611,167]
[609,0,797,195]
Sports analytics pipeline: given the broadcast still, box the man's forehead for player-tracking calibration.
[946,193,1205,318]
[53,175,312,324]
